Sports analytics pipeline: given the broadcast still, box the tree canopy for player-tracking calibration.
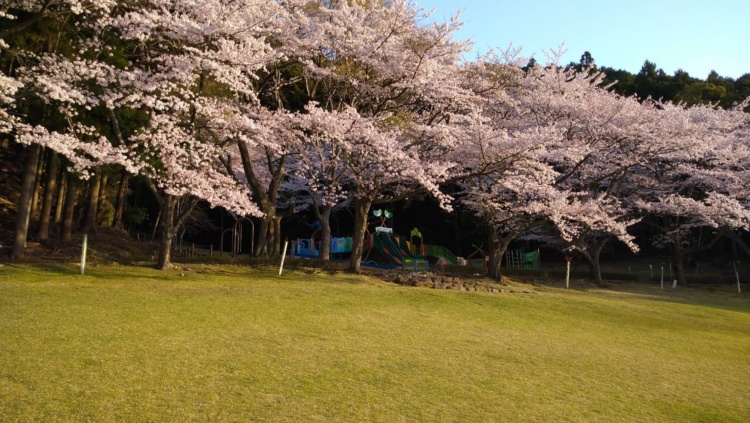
[2,1,748,278]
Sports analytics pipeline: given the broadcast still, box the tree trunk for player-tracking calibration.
[348,197,372,272]
[581,237,608,285]
[672,250,687,286]
[80,170,101,235]
[673,261,687,286]
[38,151,59,242]
[156,194,177,269]
[54,171,66,224]
[452,208,462,257]
[112,170,129,228]
[254,214,285,258]
[581,250,602,285]
[96,173,110,226]
[61,176,79,243]
[254,217,270,257]
[98,173,108,203]
[266,216,277,258]
[29,147,45,219]
[271,216,282,258]
[10,144,42,260]
[487,230,513,282]
[317,205,333,262]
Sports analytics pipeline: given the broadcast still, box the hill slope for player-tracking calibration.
[1,265,748,422]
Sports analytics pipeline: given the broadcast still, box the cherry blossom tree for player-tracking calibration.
[515,63,655,283]
[519,79,750,284]
[109,0,285,267]
[284,105,354,261]
[2,0,122,259]
[217,106,300,258]
[283,0,470,271]
[9,0,278,267]
[632,101,750,284]
[454,50,659,281]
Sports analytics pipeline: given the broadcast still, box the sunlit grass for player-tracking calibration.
[1,263,748,422]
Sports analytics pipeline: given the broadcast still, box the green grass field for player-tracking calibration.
[1,263,749,422]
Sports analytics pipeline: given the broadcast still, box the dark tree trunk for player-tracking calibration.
[672,249,687,286]
[98,173,108,203]
[266,217,277,258]
[581,250,602,285]
[673,261,687,286]
[112,170,129,228]
[453,208,462,257]
[316,205,333,262]
[80,170,101,235]
[61,176,79,243]
[38,151,59,242]
[157,194,177,269]
[54,171,66,224]
[96,173,109,226]
[271,216,282,258]
[29,148,45,219]
[348,197,372,272]
[10,144,42,260]
[153,192,199,269]
[487,230,513,282]
[236,141,287,259]
[254,217,270,257]
[580,237,608,285]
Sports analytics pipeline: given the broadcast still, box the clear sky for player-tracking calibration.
[414,0,750,79]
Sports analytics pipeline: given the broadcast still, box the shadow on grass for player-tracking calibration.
[514,269,750,314]
[0,262,178,282]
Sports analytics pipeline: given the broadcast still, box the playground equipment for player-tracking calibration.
[409,227,425,256]
[289,214,458,274]
[219,217,255,257]
[372,209,393,232]
[465,243,489,270]
[506,248,541,270]
[407,227,457,265]
[371,231,429,272]
[424,244,457,265]
[291,236,353,258]
[291,220,353,259]
[360,210,430,272]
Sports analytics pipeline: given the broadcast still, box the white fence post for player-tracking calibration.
[279,240,289,276]
[80,234,88,275]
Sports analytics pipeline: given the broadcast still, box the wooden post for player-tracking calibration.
[565,256,572,289]
[650,264,653,279]
[210,244,213,257]
[279,239,289,276]
[80,234,88,275]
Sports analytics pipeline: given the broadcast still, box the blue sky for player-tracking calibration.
[414,0,750,79]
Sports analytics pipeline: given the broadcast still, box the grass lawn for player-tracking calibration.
[1,263,749,422]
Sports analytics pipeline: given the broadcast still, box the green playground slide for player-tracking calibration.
[397,235,424,259]
[373,233,403,266]
[423,244,457,264]
[372,233,429,270]
[393,234,429,271]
